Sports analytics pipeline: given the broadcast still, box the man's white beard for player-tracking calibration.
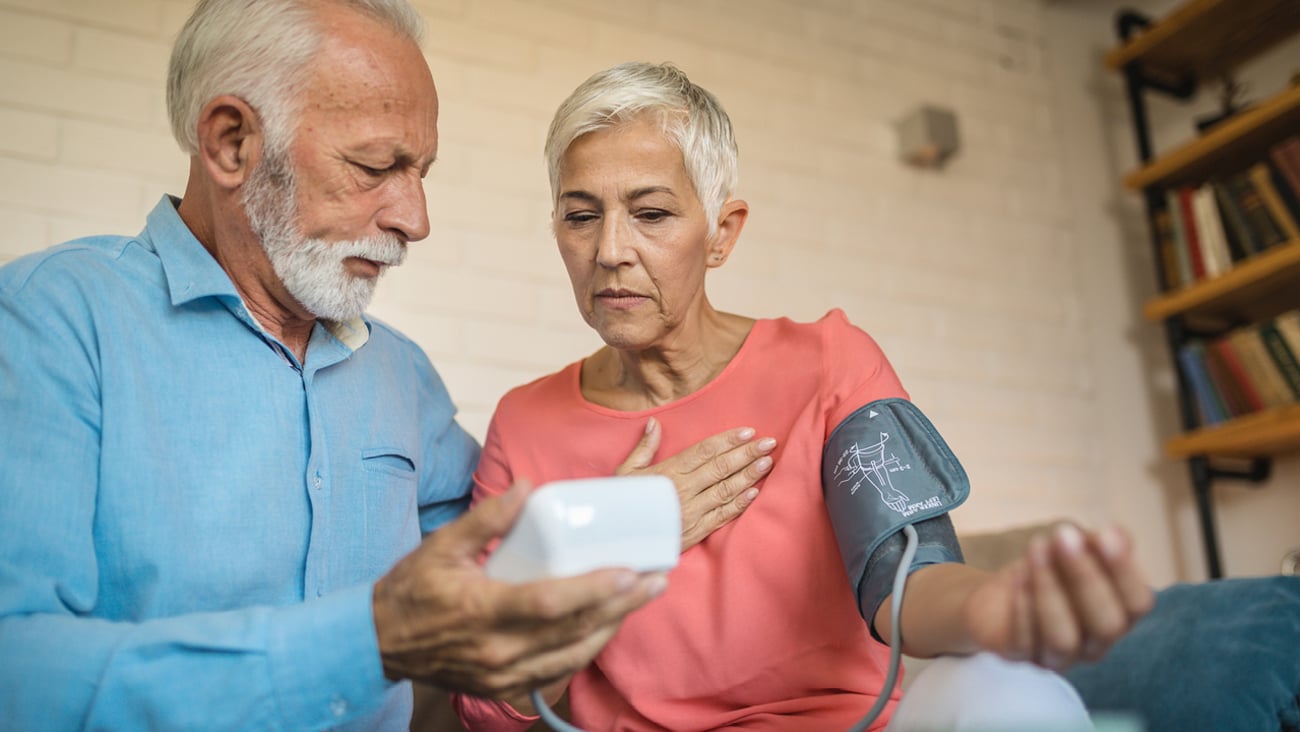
[242,149,406,322]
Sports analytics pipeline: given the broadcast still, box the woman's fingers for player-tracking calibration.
[693,453,772,518]
[675,436,776,549]
[1022,523,1153,669]
[674,428,762,485]
[613,417,663,475]
[1047,524,1129,661]
[1028,533,1080,670]
[616,423,778,550]
[1090,524,1156,621]
[617,424,773,496]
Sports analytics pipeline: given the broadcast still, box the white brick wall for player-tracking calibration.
[3,0,1296,584]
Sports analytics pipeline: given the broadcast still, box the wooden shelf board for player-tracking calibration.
[1105,0,1300,84]
[1123,83,1300,191]
[1166,403,1300,458]
[1144,239,1300,324]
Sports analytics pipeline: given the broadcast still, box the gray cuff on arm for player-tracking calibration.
[861,513,964,644]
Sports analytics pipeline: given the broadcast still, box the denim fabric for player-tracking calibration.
[1066,576,1300,732]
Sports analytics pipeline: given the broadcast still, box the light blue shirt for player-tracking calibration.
[0,196,480,730]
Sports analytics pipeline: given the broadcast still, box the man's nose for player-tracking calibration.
[379,173,431,243]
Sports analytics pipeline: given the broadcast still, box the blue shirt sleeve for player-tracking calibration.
[0,256,394,730]
[3,586,390,730]
[409,342,478,536]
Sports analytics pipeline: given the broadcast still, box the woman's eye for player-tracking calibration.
[564,211,598,225]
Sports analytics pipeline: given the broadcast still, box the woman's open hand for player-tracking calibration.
[962,522,1154,671]
[615,418,777,551]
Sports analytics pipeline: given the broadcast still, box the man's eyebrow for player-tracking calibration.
[392,151,431,170]
[418,152,436,176]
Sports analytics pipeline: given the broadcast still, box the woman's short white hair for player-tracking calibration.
[545,62,739,234]
[167,0,425,159]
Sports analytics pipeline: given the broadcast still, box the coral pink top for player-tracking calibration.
[454,310,908,731]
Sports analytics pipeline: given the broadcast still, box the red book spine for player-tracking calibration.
[1178,186,1206,279]
[1271,138,1300,203]
[1210,338,1265,413]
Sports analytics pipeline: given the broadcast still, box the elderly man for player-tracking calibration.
[0,1,774,729]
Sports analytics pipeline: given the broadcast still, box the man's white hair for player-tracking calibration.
[544,62,740,234]
[167,0,425,158]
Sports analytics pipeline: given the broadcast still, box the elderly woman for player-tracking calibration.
[454,62,1152,731]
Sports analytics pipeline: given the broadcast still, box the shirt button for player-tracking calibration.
[313,473,322,489]
[330,695,348,717]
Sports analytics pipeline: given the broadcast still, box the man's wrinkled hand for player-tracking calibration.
[372,481,667,699]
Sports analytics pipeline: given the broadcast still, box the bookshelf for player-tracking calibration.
[1121,83,1300,192]
[1109,0,1300,578]
[1141,239,1300,326]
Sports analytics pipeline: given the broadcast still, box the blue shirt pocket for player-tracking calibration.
[361,447,417,478]
[360,447,419,576]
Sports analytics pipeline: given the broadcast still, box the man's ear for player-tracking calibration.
[706,198,749,268]
[195,95,265,191]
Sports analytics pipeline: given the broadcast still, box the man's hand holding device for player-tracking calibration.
[372,478,672,701]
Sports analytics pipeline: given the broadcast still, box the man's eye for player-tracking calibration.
[564,212,599,224]
[638,209,670,222]
[356,163,389,176]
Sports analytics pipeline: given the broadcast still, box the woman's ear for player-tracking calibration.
[194,95,265,191]
[706,198,749,268]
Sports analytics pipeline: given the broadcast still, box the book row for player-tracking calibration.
[1177,309,1300,427]
[1156,134,1300,291]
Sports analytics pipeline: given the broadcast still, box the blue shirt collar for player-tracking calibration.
[145,195,240,308]
[143,195,371,352]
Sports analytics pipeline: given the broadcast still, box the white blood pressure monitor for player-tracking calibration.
[484,475,682,583]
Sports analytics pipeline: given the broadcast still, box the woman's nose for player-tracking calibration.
[595,213,635,267]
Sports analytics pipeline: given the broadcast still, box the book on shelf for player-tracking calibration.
[1164,188,1194,287]
[1211,178,1258,260]
[1247,162,1300,243]
[1216,181,1255,259]
[1176,186,1207,281]
[1152,206,1182,291]
[1225,327,1296,409]
[1263,135,1300,230]
[1148,138,1300,296]
[1269,136,1300,213]
[1208,337,1266,414]
[1258,318,1300,402]
[1177,341,1229,426]
[1275,310,1300,368]
[1226,167,1288,251]
[1191,184,1233,276]
[1172,311,1300,430]
[1201,338,1255,417]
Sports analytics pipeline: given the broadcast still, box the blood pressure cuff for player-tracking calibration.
[822,398,969,639]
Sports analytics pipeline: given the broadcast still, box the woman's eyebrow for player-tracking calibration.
[627,185,674,200]
[558,186,676,204]
[559,190,600,204]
